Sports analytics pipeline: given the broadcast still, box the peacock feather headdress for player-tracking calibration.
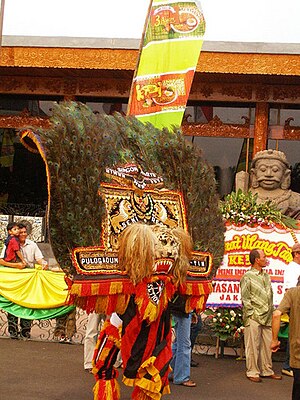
[20,101,225,280]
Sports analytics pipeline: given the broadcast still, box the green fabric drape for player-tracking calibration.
[0,295,75,320]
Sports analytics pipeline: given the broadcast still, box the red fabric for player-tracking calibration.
[88,274,209,399]
[4,236,20,262]
[121,304,172,399]
[134,276,175,323]
[121,276,174,399]
[93,322,120,380]
[93,379,120,400]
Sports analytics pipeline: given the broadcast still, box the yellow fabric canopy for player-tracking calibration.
[281,313,289,323]
[0,266,69,309]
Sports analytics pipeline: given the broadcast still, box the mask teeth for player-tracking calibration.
[154,258,173,270]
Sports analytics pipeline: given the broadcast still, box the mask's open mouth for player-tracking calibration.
[154,258,174,274]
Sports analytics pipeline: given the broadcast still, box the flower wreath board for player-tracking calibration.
[207,222,300,308]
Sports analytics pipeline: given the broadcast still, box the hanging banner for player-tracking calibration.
[127,0,206,129]
[206,224,300,308]
[0,267,69,309]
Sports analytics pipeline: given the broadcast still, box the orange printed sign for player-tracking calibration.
[129,70,194,116]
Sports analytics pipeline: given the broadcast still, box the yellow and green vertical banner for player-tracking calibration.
[127,0,205,130]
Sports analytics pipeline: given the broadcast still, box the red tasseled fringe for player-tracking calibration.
[69,279,134,297]
[179,280,213,296]
[177,281,212,313]
[68,293,131,315]
[93,379,120,400]
[67,279,135,313]
[185,294,209,313]
[92,321,121,399]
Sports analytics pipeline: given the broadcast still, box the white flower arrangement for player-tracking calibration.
[205,307,244,341]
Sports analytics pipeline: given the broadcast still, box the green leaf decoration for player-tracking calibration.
[221,189,298,230]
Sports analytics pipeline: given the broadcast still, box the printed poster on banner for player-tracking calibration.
[128,69,194,117]
[206,224,300,308]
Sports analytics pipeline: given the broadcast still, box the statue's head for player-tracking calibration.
[118,223,192,285]
[250,149,291,190]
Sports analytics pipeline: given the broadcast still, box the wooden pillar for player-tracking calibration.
[253,102,269,156]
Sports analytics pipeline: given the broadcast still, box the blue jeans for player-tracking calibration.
[190,314,203,350]
[170,314,192,384]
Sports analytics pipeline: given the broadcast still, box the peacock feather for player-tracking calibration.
[23,101,225,277]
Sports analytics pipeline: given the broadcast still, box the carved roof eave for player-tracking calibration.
[0,114,255,138]
[1,47,300,76]
[1,114,300,142]
[0,114,51,129]
[182,115,253,138]
[182,116,300,140]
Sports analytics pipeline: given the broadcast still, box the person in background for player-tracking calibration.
[3,222,26,266]
[84,313,105,372]
[271,276,300,400]
[282,243,300,377]
[169,295,196,387]
[240,248,281,382]
[50,264,77,344]
[0,222,48,339]
[54,308,76,344]
[190,312,202,367]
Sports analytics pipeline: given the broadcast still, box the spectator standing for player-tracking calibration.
[50,264,77,344]
[3,222,26,266]
[282,243,300,377]
[169,295,196,387]
[84,313,105,372]
[0,222,48,339]
[54,308,76,344]
[240,248,282,382]
[271,281,300,399]
[190,312,202,367]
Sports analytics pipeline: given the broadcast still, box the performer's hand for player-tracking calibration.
[270,339,280,352]
[16,262,26,270]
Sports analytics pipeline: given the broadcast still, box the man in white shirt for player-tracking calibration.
[0,222,48,339]
[282,243,300,377]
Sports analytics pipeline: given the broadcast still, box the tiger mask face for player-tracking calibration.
[118,223,192,285]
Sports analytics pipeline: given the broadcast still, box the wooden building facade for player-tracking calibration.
[0,40,299,206]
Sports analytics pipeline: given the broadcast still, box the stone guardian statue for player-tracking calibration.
[250,149,300,218]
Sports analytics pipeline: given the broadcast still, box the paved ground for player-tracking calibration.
[0,338,292,400]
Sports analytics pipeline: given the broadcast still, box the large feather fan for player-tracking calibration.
[23,101,225,278]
